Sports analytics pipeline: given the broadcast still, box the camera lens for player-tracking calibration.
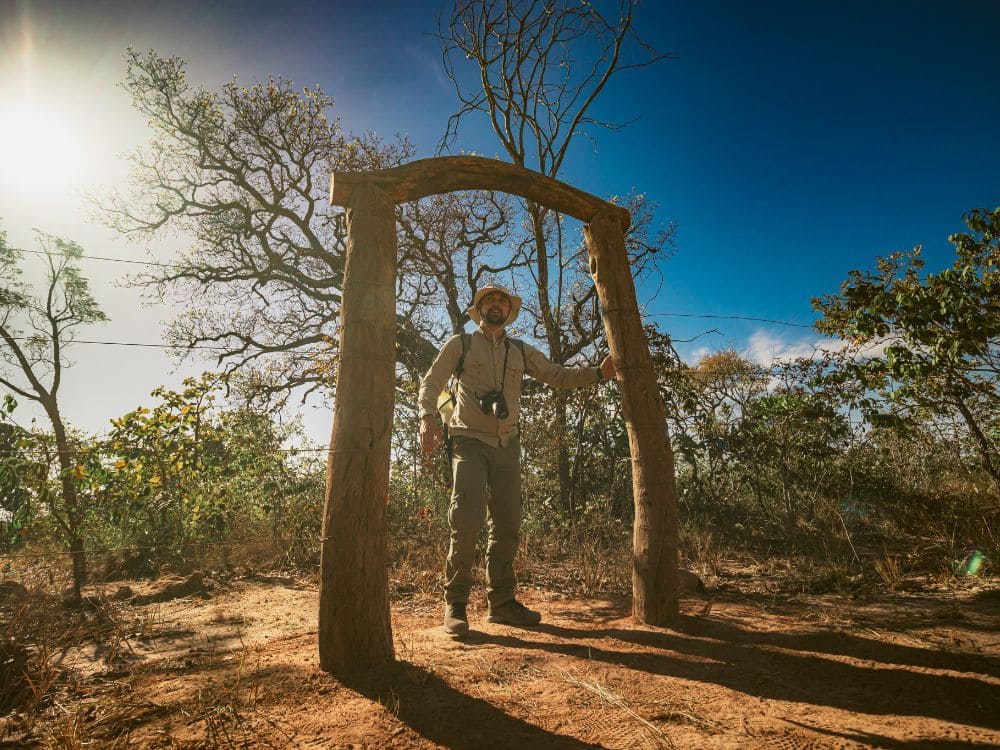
[479,394,493,415]
[479,391,508,419]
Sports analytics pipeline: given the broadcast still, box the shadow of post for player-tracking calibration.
[783,718,999,749]
[470,617,1000,732]
[339,661,602,749]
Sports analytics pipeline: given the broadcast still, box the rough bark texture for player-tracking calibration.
[318,183,397,673]
[585,207,680,625]
[331,156,631,229]
[49,411,85,605]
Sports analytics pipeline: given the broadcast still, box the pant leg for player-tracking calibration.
[485,436,522,608]
[444,437,488,604]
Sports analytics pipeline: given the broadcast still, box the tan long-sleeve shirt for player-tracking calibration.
[418,327,602,447]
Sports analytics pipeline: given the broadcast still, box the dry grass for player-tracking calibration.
[563,670,678,750]
[0,577,175,746]
[873,553,904,591]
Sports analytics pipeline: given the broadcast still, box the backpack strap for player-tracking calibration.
[512,337,526,368]
[508,338,526,432]
[454,333,524,381]
[454,333,470,378]
[505,337,526,373]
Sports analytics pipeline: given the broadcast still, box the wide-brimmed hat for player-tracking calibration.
[467,284,522,326]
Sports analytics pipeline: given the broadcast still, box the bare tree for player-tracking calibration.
[397,189,521,335]
[440,0,668,175]
[0,227,108,602]
[439,0,673,514]
[101,50,526,409]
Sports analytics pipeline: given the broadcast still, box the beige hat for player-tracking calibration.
[467,284,522,326]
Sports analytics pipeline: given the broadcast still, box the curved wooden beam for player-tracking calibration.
[330,155,631,230]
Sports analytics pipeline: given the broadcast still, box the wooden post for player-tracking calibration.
[318,183,397,672]
[323,156,681,642]
[585,207,680,625]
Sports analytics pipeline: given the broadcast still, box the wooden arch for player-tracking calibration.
[319,156,679,673]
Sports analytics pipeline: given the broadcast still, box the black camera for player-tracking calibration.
[479,390,509,419]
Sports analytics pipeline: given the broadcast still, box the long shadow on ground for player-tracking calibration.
[467,612,1000,731]
[551,593,1000,676]
[339,661,602,750]
[711,586,1000,635]
[676,612,1000,677]
[782,718,1000,749]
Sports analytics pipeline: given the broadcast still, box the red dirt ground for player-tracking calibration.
[6,574,1000,748]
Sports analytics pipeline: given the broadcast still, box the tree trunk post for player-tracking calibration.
[318,183,397,673]
[50,416,85,605]
[585,207,680,625]
[326,157,679,632]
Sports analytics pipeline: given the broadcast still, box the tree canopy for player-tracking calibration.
[814,207,1000,490]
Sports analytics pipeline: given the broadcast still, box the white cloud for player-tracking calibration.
[685,346,711,365]
[747,330,847,367]
[746,330,892,368]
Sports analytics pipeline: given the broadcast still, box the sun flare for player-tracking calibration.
[0,98,85,195]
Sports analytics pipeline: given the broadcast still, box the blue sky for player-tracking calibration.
[635,2,1000,342]
[1,0,998,440]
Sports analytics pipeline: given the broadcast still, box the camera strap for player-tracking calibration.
[497,338,511,393]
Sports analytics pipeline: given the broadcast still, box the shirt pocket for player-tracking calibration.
[505,344,527,381]
[504,360,524,383]
[461,361,492,396]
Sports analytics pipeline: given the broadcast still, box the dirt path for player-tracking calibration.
[25,578,1000,748]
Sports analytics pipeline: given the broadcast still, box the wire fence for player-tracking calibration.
[18,243,820,332]
[11,245,1000,370]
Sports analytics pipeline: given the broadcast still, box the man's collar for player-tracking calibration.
[477,323,506,345]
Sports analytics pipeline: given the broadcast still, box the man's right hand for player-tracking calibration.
[420,415,443,454]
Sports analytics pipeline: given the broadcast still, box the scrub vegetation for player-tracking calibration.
[0,205,996,747]
[1,0,997,743]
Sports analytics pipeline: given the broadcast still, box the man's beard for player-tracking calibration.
[484,307,506,325]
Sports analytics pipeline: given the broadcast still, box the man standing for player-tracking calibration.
[419,285,616,636]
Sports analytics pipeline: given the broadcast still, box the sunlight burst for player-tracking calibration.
[0,98,84,195]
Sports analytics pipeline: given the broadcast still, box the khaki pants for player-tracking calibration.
[445,435,521,607]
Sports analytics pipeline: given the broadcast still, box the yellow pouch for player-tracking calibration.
[437,388,455,423]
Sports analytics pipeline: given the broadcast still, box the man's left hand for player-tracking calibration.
[600,354,616,380]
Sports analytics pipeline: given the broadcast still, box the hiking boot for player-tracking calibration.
[443,602,469,636]
[487,599,541,626]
